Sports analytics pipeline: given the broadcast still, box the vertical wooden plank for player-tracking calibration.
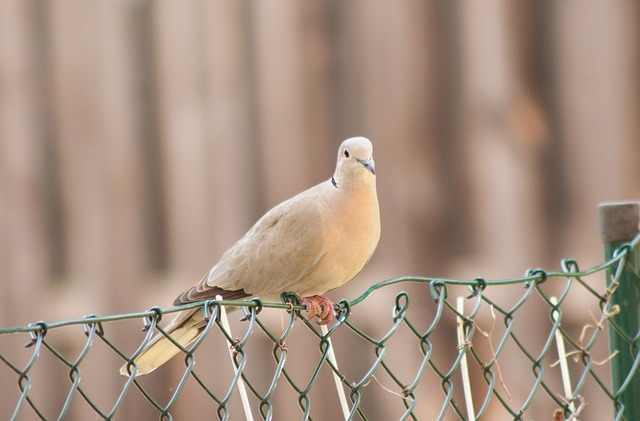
[201,0,255,258]
[0,1,49,324]
[507,1,565,260]
[152,0,212,281]
[551,0,640,261]
[251,0,315,205]
[299,1,338,181]
[95,0,147,313]
[456,0,548,276]
[47,0,109,314]
[0,1,50,418]
[429,1,473,264]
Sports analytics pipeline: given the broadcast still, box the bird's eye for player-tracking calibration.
[343,149,350,158]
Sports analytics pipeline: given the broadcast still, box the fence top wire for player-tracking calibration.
[1,233,639,421]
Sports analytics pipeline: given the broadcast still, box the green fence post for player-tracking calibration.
[599,201,640,420]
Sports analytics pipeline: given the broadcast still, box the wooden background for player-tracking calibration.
[1,1,639,419]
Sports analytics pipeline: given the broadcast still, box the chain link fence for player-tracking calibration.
[2,217,639,420]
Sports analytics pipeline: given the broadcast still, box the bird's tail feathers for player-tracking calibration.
[120,308,206,377]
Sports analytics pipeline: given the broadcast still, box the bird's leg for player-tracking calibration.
[297,296,321,320]
[297,295,335,325]
[315,296,335,324]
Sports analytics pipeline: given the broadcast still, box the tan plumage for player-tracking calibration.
[121,137,380,376]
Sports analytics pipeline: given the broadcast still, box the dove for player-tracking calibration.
[121,137,380,376]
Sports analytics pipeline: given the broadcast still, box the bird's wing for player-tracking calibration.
[174,186,326,304]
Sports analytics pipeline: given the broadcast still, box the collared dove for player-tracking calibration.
[121,137,380,376]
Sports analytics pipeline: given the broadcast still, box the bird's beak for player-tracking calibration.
[358,158,375,175]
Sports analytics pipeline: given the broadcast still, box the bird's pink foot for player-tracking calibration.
[297,295,335,325]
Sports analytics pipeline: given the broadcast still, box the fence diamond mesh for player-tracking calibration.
[1,232,639,420]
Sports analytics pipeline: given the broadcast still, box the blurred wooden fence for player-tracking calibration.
[1,0,639,419]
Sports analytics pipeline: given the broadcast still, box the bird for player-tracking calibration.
[121,136,380,376]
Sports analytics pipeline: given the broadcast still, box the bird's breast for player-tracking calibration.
[292,188,380,296]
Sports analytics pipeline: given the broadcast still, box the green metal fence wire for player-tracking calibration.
[1,232,639,421]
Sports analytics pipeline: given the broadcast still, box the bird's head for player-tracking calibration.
[333,137,376,189]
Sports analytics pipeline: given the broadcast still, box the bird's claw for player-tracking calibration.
[298,295,335,325]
